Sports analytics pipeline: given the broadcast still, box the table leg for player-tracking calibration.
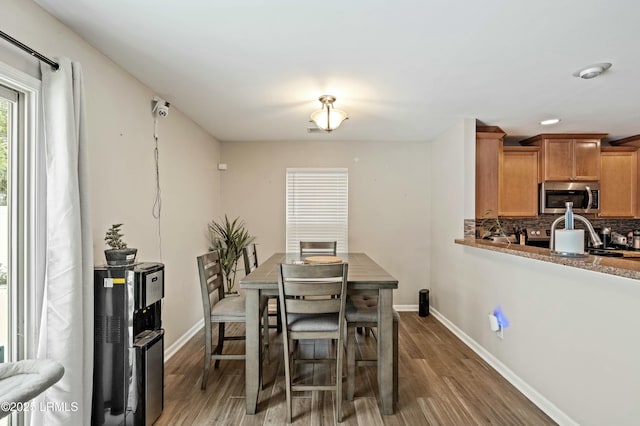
[378,288,394,414]
[245,289,260,414]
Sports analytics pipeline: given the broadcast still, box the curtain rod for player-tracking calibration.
[0,30,59,71]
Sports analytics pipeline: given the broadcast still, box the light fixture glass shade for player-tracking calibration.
[310,95,348,131]
[310,107,348,131]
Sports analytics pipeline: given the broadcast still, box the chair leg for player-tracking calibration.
[262,306,270,364]
[283,335,293,423]
[202,321,212,390]
[336,335,344,422]
[346,324,356,400]
[214,322,225,369]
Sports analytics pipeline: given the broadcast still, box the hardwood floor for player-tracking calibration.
[156,313,556,425]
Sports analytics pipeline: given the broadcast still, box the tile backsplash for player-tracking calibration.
[472,216,640,238]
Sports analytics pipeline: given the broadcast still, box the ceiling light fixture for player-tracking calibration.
[540,118,561,126]
[572,62,612,79]
[310,95,348,132]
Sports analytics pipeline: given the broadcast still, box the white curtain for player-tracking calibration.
[31,58,93,425]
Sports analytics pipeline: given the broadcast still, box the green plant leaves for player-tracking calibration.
[207,215,255,293]
[105,223,128,249]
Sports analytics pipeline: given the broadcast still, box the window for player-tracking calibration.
[286,168,348,253]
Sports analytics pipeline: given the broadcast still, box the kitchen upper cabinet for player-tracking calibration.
[476,126,539,218]
[599,147,638,218]
[519,134,606,182]
[499,147,539,217]
[476,127,505,218]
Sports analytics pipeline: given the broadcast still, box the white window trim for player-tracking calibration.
[285,167,348,253]
[0,60,43,366]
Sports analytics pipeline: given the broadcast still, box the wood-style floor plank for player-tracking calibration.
[155,314,556,425]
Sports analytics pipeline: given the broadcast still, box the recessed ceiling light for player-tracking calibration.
[572,63,612,79]
[540,118,561,126]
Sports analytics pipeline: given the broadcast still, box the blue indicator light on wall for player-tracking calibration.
[493,306,510,329]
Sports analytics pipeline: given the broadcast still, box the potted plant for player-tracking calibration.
[479,210,511,244]
[104,223,138,266]
[207,215,255,295]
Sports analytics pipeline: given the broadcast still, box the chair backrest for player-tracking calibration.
[299,241,337,256]
[197,251,225,316]
[243,243,259,275]
[277,263,348,317]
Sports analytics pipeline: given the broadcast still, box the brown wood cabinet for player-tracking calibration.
[476,127,539,218]
[519,134,606,182]
[499,147,539,217]
[599,146,638,218]
[476,127,505,218]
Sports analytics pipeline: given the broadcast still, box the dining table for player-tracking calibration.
[239,252,398,415]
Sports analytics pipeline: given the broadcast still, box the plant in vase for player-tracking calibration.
[208,215,255,295]
[479,210,511,244]
[104,223,138,266]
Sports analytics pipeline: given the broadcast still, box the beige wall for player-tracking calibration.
[220,140,431,306]
[430,118,640,425]
[1,0,221,348]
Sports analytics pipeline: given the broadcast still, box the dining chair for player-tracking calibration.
[244,243,282,333]
[277,262,348,424]
[197,250,268,390]
[299,240,337,256]
[345,294,399,402]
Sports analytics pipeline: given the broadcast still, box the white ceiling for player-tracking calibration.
[34,0,640,144]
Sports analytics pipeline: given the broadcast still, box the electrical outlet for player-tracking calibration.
[488,313,504,339]
[488,313,500,331]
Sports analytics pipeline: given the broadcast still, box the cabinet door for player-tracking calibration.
[600,150,637,217]
[499,149,539,217]
[476,138,501,217]
[543,138,601,181]
[544,139,573,180]
[574,138,601,181]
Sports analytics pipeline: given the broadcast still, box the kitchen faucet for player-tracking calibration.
[550,202,603,253]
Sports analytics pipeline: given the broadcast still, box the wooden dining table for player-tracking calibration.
[239,252,398,415]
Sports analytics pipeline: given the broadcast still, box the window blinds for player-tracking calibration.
[286,168,348,253]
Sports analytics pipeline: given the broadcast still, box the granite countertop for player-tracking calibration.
[455,238,640,281]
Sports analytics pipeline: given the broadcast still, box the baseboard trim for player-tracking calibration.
[430,308,577,426]
[393,304,418,312]
[165,319,203,361]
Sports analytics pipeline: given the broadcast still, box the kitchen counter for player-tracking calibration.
[455,238,640,280]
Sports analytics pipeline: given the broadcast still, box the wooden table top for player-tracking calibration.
[239,252,398,290]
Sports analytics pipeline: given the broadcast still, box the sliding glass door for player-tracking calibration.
[0,86,14,369]
[0,82,16,426]
[0,68,41,425]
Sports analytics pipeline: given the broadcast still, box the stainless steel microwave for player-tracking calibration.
[540,182,600,214]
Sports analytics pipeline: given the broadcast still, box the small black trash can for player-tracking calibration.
[419,289,429,317]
